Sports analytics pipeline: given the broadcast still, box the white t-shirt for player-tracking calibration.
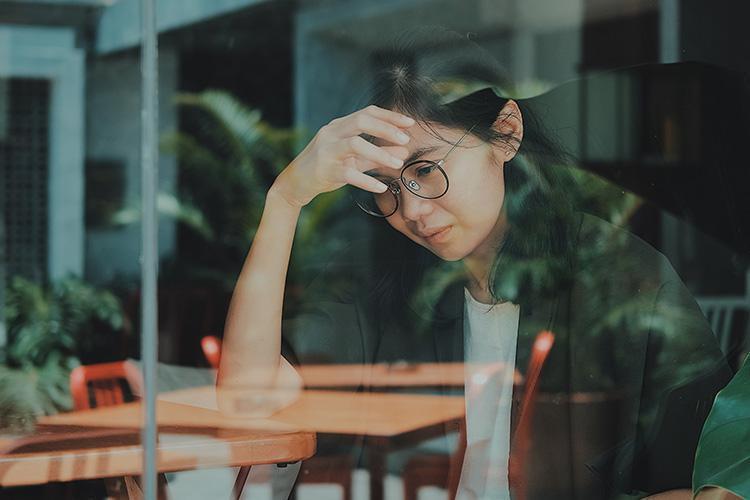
[456,288,520,500]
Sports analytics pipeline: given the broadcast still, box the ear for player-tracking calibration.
[491,99,524,162]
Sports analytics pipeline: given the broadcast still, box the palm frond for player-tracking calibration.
[176,91,261,169]
[108,193,215,240]
[160,131,225,174]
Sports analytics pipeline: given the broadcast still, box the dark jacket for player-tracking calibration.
[282,213,732,499]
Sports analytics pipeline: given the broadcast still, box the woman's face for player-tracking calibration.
[383,123,509,262]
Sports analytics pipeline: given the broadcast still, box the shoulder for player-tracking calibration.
[574,212,725,371]
[578,212,667,260]
[575,212,673,284]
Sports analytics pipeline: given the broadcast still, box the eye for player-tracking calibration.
[415,163,438,177]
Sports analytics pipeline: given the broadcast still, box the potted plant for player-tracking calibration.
[693,354,750,499]
[0,276,124,431]
[122,91,355,362]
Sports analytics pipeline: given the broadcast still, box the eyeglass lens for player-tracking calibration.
[354,160,449,217]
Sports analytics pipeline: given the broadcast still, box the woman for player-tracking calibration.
[217,29,731,499]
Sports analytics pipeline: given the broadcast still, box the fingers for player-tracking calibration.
[335,136,404,171]
[328,106,414,145]
[311,106,415,197]
[342,162,389,193]
[352,146,409,172]
[337,112,412,146]
[362,105,415,128]
[382,145,410,160]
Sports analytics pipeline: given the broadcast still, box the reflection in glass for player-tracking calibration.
[1,1,749,499]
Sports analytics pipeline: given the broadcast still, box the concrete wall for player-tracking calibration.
[95,0,270,54]
[0,25,85,281]
[294,0,584,132]
[84,46,178,285]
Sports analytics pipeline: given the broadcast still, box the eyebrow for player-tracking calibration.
[364,145,443,177]
[405,145,442,165]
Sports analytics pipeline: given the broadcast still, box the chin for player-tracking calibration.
[425,244,469,262]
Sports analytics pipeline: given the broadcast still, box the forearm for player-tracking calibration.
[215,105,412,415]
[217,185,300,392]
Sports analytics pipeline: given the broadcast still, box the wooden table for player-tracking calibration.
[298,361,522,389]
[160,387,465,500]
[159,386,464,439]
[1,387,464,500]
[0,401,315,490]
[296,360,516,499]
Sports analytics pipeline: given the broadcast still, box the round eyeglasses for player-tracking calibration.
[352,160,449,217]
[352,125,476,218]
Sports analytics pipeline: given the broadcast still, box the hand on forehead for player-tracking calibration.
[370,121,465,152]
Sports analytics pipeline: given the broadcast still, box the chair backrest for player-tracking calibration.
[446,330,556,500]
[69,361,143,410]
[517,330,555,427]
[201,335,222,369]
[697,297,750,356]
[509,330,556,500]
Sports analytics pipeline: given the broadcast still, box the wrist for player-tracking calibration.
[268,176,306,211]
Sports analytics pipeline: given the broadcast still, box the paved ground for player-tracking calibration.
[168,467,448,500]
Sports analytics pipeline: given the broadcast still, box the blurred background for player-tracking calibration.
[1,0,749,498]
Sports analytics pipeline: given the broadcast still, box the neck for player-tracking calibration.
[462,211,509,301]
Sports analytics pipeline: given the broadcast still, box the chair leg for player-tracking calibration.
[232,466,252,500]
[342,477,352,500]
[105,477,128,498]
[118,474,170,499]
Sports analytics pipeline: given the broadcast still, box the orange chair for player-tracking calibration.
[69,360,170,499]
[403,330,556,500]
[201,335,354,500]
[201,335,222,370]
[508,330,555,500]
[70,360,143,410]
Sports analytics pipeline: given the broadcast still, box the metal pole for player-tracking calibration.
[140,0,158,497]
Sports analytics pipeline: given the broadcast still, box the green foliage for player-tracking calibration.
[693,355,750,498]
[0,355,77,432]
[164,91,298,246]
[407,155,693,393]
[0,276,124,430]
[4,277,123,367]
[157,90,349,289]
[493,155,642,309]
[567,166,642,228]
[110,192,214,240]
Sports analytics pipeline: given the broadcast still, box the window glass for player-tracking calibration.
[0,6,148,498]
[2,1,748,499]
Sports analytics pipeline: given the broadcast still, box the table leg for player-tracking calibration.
[368,446,387,500]
[232,466,252,500]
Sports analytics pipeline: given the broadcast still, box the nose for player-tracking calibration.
[398,187,434,221]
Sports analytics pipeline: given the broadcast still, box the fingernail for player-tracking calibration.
[391,156,403,167]
[397,132,410,144]
[401,115,415,125]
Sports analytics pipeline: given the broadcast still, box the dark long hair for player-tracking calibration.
[362,28,579,328]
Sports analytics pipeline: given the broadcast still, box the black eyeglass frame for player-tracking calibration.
[355,124,477,218]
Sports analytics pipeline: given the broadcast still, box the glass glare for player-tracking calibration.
[3,2,748,499]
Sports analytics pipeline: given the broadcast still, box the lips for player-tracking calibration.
[419,225,452,242]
